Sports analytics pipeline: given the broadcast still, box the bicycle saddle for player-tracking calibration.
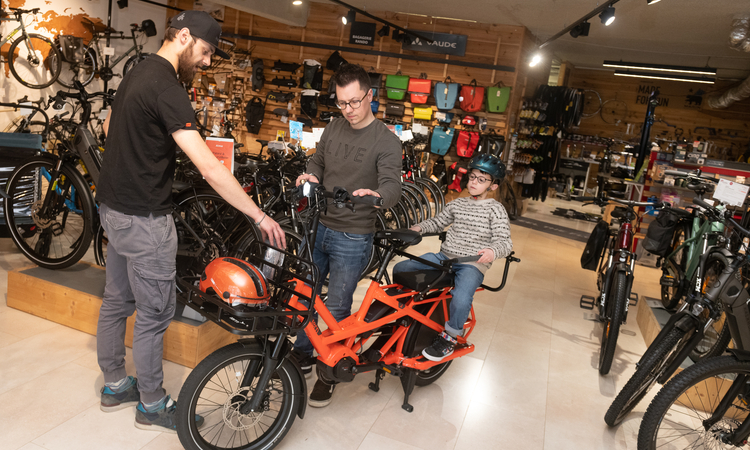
[374,229,422,245]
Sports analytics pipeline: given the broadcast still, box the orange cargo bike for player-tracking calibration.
[174,182,519,450]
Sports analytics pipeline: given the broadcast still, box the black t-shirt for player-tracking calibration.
[97,54,197,216]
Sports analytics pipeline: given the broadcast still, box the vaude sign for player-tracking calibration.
[402,31,467,57]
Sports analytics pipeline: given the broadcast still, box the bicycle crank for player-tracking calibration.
[99,66,114,82]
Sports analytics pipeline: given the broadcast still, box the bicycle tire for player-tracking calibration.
[94,222,107,267]
[638,355,750,450]
[418,176,446,211]
[122,52,151,78]
[660,223,690,310]
[581,89,602,118]
[402,304,452,386]
[176,341,302,450]
[393,200,411,229]
[501,179,518,220]
[8,33,62,89]
[600,99,628,125]
[414,178,442,216]
[689,255,732,362]
[401,187,423,224]
[56,47,96,89]
[4,156,95,269]
[403,182,431,221]
[599,270,627,375]
[380,207,401,230]
[604,326,691,426]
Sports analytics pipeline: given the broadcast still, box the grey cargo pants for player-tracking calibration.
[97,203,177,404]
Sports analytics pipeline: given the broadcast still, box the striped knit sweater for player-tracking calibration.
[416,197,513,274]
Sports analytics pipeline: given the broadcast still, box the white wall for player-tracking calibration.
[1,0,166,130]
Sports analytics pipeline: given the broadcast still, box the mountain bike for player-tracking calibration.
[578,195,663,375]
[0,7,62,89]
[55,18,155,89]
[174,182,519,450]
[637,197,750,449]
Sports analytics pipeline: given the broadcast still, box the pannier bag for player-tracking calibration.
[300,90,319,119]
[480,134,506,157]
[642,210,679,257]
[272,60,301,72]
[581,220,610,270]
[456,130,480,158]
[319,90,336,108]
[245,97,265,134]
[408,74,431,104]
[371,100,379,114]
[434,77,460,111]
[459,80,485,112]
[385,72,410,101]
[59,35,85,63]
[326,51,348,71]
[386,103,405,118]
[413,106,433,121]
[447,161,469,192]
[369,72,383,98]
[486,82,511,113]
[300,59,323,90]
[430,127,455,156]
[251,59,265,91]
[435,111,454,123]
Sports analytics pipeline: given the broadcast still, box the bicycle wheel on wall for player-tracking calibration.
[3,156,95,269]
[122,52,151,77]
[8,34,62,89]
[56,47,96,89]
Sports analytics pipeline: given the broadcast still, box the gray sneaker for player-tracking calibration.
[100,376,140,412]
[135,395,204,433]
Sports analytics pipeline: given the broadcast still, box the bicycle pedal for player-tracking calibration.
[50,222,64,237]
[659,275,678,287]
[629,292,639,307]
[579,295,595,310]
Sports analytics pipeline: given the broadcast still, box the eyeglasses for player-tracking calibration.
[335,90,370,110]
[468,174,490,184]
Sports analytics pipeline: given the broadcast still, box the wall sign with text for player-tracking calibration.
[349,21,376,47]
[402,31,468,57]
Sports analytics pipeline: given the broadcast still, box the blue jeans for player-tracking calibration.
[392,252,484,334]
[294,223,373,356]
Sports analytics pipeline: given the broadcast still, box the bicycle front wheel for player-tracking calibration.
[638,355,750,450]
[4,157,95,269]
[8,33,62,89]
[599,270,627,375]
[176,342,302,450]
[56,47,96,88]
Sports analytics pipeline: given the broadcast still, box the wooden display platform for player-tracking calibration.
[6,262,238,368]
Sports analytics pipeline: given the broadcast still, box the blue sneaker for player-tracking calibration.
[100,376,140,412]
[135,395,203,433]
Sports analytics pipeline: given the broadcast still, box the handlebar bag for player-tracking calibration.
[413,106,433,121]
[459,80,484,112]
[385,72,409,101]
[642,210,679,257]
[486,83,511,113]
[408,74,431,104]
[456,131,480,158]
[581,220,609,270]
[141,19,157,37]
[434,77,459,111]
[386,103,405,118]
[430,127,455,156]
[59,35,85,63]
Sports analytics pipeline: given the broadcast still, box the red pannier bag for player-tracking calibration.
[459,79,485,112]
[456,131,480,158]
[408,73,431,104]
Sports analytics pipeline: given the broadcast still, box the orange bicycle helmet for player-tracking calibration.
[200,257,270,307]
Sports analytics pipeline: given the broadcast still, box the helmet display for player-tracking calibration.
[200,257,270,307]
[468,153,506,182]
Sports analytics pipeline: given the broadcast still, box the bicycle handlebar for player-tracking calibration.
[576,196,663,209]
[8,7,40,15]
[693,197,750,237]
[664,169,718,182]
[323,186,384,206]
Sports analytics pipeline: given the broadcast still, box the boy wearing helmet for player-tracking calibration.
[393,153,513,361]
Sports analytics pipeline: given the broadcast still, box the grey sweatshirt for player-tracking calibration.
[306,117,402,234]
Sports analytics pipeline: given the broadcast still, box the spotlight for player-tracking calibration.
[569,21,590,38]
[377,25,390,37]
[529,53,542,67]
[116,0,128,8]
[292,0,302,5]
[600,6,615,26]
[392,29,406,43]
[342,9,355,25]
[646,0,662,4]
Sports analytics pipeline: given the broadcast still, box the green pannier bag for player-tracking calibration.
[385,71,410,101]
[486,82,511,113]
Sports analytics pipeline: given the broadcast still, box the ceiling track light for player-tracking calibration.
[569,21,590,38]
[603,60,716,75]
[328,0,434,44]
[599,6,615,26]
[377,25,390,37]
[342,9,355,25]
[292,0,303,5]
[614,70,715,84]
[529,53,543,67]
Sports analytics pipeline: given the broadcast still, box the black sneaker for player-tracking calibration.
[289,348,316,379]
[422,331,457,362]
[308,379,335,408]
[100,376,140,412]
[135,395,204,433]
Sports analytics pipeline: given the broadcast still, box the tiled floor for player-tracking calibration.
[1,196,666,450]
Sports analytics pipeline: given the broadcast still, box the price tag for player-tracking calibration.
[102,46,115,56]
[713,178,750,207]
[98,108,109,121]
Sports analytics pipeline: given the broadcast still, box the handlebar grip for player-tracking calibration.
[693,197,714,211]
[349,195,384,206]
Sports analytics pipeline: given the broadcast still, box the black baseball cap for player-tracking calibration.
[169,10,229,59]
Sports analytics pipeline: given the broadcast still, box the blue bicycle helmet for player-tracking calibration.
[468,153,506,182]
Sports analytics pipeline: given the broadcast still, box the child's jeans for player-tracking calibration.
[392,252,484,334]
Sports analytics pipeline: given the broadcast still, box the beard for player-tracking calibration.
[177,43,200,84]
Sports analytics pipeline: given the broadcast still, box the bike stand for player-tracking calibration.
[400,368,417,413]
[368,369,385,393]
[579,295,595,310]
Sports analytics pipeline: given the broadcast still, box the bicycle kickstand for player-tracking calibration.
[400,369,417,413]
[368,368,386,393]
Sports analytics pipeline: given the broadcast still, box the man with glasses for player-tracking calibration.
[292,63,402,407]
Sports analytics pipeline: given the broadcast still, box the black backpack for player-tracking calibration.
[581,220,609,271]
[245,97,265,134]
[642,210,679,257]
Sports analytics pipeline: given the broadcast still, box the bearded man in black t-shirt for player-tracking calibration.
[95,11,284,432]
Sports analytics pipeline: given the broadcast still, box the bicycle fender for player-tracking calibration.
[728,348,750,362]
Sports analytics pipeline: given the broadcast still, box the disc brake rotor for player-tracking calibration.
[222,386,270,431]
[30,199,56,229]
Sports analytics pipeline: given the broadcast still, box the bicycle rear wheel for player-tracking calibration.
[415,178,442,216]
[638,355,750,450]
[56,47,96,88]
[8,34,62,89]
[599,270,627,375]
[4,157,95,269]
[403,182,431,221]
[122,52,151,78]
